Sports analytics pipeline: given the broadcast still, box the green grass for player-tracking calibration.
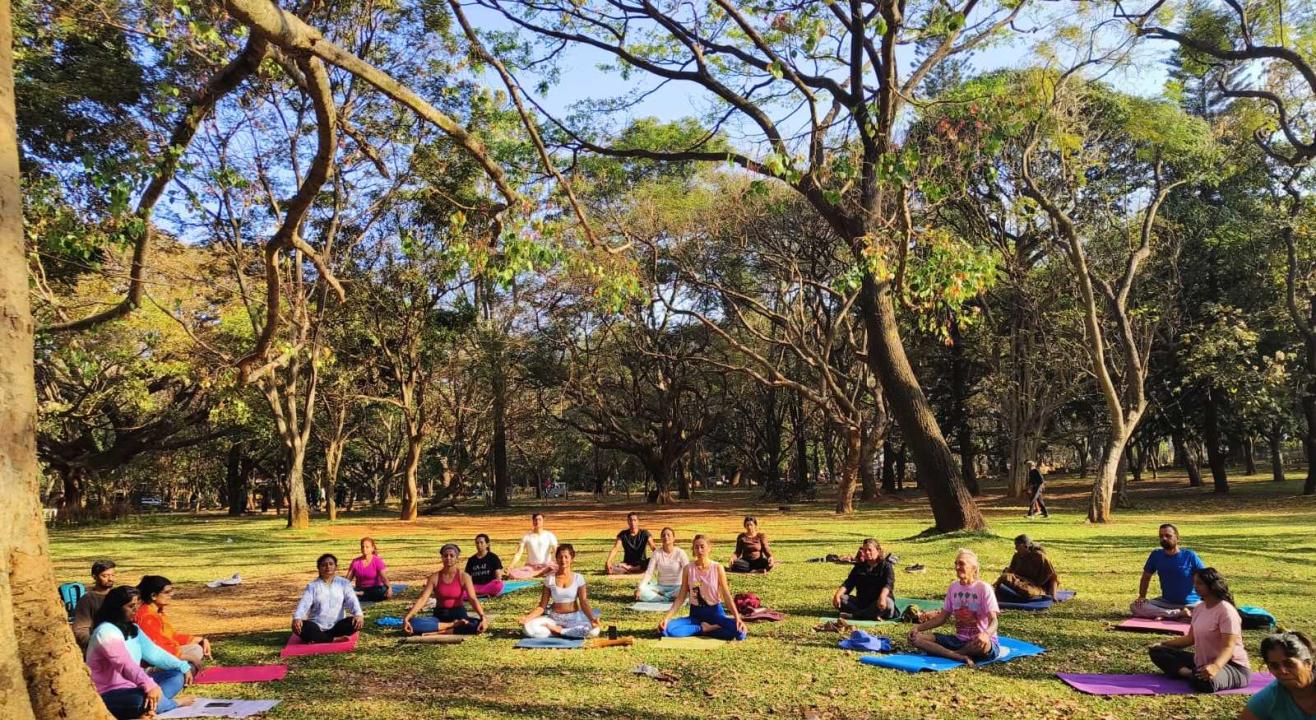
[50,473,1316,719]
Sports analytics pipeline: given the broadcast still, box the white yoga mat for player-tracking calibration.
[157,699,280,718]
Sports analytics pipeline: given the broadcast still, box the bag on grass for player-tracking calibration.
[733,592,761,615]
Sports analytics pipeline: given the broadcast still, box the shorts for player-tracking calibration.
[934,633,1000,661]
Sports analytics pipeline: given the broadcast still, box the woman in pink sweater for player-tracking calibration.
[86,586,194,719]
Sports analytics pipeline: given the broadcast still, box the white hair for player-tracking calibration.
[955,548,980,568]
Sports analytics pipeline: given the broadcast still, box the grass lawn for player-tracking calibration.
[50,473,1316,719]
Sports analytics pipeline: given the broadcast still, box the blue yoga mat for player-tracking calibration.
[999,589,1076,612]
[496,580,540,595]
[375,616,404,627]
[514,637,584,649]
[859,637,1045,672]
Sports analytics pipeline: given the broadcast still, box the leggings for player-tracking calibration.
[298,617,357,643]
[839,595,897,620]
[469,579,505,598]
[359,585,390,602]
[1148,646,1251,692]
[100,669,186,719]
[729,556,771,573]
[1131,597,1200,619]
[663,603,747,641]
[524,610,598,639]
[637,581,681,603]
[410,605,483,635]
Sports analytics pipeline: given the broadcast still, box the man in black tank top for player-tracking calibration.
[605,512,655,574]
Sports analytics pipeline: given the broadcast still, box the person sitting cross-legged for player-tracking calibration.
[1132,523,1207,620]
[832,538,897,620]
[605,512,656,575]
[134,575,211,671]
[520,545,601,639]
[1148,567,1252,693]
[403,543,489,636]
[659,534,748,641]
[73,558,117,648]
[636,527,689,603]
[908,549,1000,667]
[994,534,1061,603]
[87,585,195,720]
[465,533,505,598]
[292,553,364,643]
[508,513,559,580]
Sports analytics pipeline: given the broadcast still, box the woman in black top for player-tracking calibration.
[465,534,505,597]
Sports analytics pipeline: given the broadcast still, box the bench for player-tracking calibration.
[42,508,57,525]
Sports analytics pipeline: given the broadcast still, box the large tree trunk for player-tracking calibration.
[1269,423,1286,482]
[1203,388,1229,493]
[644,457,674,504]
[324,438,343,522]
[835,427,861,514]
[56,465,84,511]
[857,279,985,531]
[677,459,692,500]
[0,11,116,712]
[285,439,310,529]
[400,434,422,520]
[859,425,880,501]
[1008,435,1038,499]
[880,440,896,493]
[226,442,248,516]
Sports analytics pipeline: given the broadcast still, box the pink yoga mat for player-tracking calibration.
[1113,618,1190,635]
[194,665,289,684]
[280,632,358,658]
[1058,672,1274,696]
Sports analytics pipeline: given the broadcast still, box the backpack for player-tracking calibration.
[733,592,761,615]
[1237,605,1276,630]
[58,582,85,622]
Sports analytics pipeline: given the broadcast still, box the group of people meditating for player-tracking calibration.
[74,514,1313,720]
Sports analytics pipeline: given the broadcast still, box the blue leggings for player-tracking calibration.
[410,605,482,635]
[100,669,186,719]
[663,603,746,641]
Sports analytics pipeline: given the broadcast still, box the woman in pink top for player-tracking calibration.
[658,535,747,641]
[1149,567,1252,692]
[908,549,1000,666]
[402,543,488,635]
[347,537,392,602]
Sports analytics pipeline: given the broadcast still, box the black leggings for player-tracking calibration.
[840,595,897,620]
[360,585,390,602]
[730,556,771,573]
[1148,646,1251,692]
[299,617,357,643]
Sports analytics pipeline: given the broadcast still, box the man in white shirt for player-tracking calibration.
[508,513,559,579]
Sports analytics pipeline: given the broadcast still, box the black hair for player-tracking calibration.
[93,586,140,639]
[475,533,491,544]
[626,512,639,521]
[531,512,544,521]
[555,543,576,559]
[316,553,338,568]
[1193,567,1235,607]
[1014,534,1041,552]
[1260,632,1315,670]
[743,515,758,526]
[137,575,172,605]
[92,559,116,577]
[1158,523,1179,535]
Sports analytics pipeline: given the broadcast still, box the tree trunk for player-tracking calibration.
[285,439,310,529]
[324,438,343,522]
[1203,388,1229,493]
[792,394,808,490]
[1075,439,1089,478]
[491,365,511,508]
[948,320,980,496]
[1008,435,1038,499]
[677,457,692,500]
[226,442,247,516]
[1115,447,1132,508]
[1171,429,1202,487]
[56,465,84,510]
[1269,424,1286,482]
[0,11,116,712]
[880,440,896,493]
[400,435,422,520]
[895,444,907,491]
[859,426,880,501]
[1088,430,1131,523]
[1243,435,1257,476]
[645,457,674,504]
[857,278,985,530]
[835,428,861,514]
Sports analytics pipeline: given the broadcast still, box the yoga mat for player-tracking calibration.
[157,699,280,718]
[193,665,288,684]
[999,597,1055,612]
[1057,672,1274,696]
[1113,618,1190,635]
[654,636,730,650]
[514,637,584,649]
[859,637,1045,672]
[894,597,942,613]
[629,602,673,612]
[359,583,409,606]
[496,580,540,595]
[375,616,404,628]
[280,632,358,657]
[816,617,895,628]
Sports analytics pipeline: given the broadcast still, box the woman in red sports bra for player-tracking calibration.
[402,543,489,635]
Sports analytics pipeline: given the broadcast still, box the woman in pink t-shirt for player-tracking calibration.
[346,537,392,602]
[1149,567,1252,692]
[908,548,1000,667]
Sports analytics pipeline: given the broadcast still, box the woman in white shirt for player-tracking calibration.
[636,527,689,603]
[508,512,559,579]
[292,553,364,643]
[520,545,601,638]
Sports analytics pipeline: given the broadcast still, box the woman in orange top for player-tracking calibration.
[134,575,210,670]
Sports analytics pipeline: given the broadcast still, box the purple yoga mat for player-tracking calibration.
[1058,672,1274,696]
[194,664,289,684]
[1113,618,1191,635]
[280,632,358,657]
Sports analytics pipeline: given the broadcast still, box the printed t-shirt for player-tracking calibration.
[465,552,503,585]
[1143,548,1206,605]
[350,555,387,589]
[1191,600,1249,668]
[943,580,999,642]
[617,529,651,566]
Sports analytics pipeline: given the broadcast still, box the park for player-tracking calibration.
[2,0,1316,718]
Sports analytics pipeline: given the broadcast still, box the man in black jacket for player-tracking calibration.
[1026,461,1049,518]
[832,539,897,620]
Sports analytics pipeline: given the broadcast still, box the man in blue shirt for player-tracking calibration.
[1131,523,1206,619]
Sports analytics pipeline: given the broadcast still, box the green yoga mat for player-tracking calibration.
[894,597,942,613]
